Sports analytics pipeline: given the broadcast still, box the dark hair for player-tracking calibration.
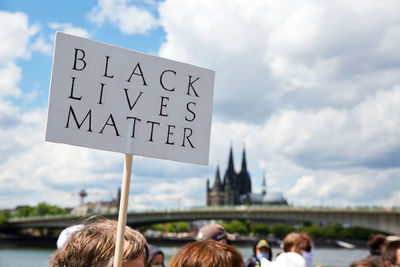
[168,240,244,267]
[367,234,386,255]
[382,240,400,265]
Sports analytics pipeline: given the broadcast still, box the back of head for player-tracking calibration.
[197,223,235,242]
[295,233,312,252]
[168,240,244,267]
[50,218,148,267]
[367,234,386,255]
[283,232,300,252]
[349,259,378,267]
[382,240,400,265]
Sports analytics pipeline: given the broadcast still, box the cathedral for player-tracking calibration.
[206,146,288,206]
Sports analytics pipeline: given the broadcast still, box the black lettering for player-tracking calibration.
[159,96,169,117]
[126,116,141,138]
[65,106,92,132]
[187,75,200,97]
[166,124,175,145]
[185,102,196,122]
[68,76,82,100]
[126,63,147,85]
[160,70,176,91]
[124,89,143,110]
[146,120,160,142]
[99,114,120,136]
[103,56,114,78]
[72,48,86,71]
[182,127,195,148]
[98,83,105,104]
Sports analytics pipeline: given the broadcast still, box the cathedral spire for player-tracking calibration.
[262,170,267,196]
[227,145,235,173]
[241,146,248,172]
[213,166,221,191]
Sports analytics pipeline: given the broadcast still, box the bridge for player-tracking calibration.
[5,206,400,235]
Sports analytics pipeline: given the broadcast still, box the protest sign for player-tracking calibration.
[46,32,215,267]
[46,32,215,165]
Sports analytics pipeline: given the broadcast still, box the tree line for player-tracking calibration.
[143,219,386,241]
[0,204,386,241]
[0,202,66,226]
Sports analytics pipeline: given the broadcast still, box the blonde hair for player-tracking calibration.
[50,218,148,267]
[168,240,244,267]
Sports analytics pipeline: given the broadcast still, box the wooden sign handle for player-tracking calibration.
[114,154,133,267]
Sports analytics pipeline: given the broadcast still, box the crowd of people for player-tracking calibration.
[50,217,400,267]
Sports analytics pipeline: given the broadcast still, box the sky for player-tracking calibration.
[1,0,400,211]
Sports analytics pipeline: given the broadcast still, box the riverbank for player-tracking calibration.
[0,233,367,249]
[0,245,370,267]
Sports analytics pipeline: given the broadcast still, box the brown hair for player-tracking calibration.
[382,240,400,265]
[367,234,386,255]
[349,259,378,267]
[168,240,244,267]
[295,232,312,252]
[283,232,300,252]
[50,218,148,267]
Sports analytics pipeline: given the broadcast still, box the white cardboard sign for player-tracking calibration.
[46,32,215,165]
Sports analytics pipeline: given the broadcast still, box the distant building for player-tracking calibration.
[206,146,288,206]
[71,188,121,216]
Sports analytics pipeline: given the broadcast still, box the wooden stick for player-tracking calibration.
[114,154,133,267]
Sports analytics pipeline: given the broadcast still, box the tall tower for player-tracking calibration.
[79,189,88,206]
[237,147,251,195]
[261,171,267,197]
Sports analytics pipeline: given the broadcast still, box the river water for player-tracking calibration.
[0,246,369,267]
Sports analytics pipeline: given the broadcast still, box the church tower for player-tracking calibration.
[262,171,267,197]
[237,147,252,196]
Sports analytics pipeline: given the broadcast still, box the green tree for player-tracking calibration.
[166,222,190,233]
[15,206,35,217]
[321,225,342,238]
[31,202,66,216]
[301,224,322,237]
[250,223,270,235]
[0,210,11,226]
[270,223,295,238]
[150,223,167,232]
[223,220,248,234]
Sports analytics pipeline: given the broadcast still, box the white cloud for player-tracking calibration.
[0,11,39,101]
[0,11,38,62]
[30,37,53,55]
[88,0,159,34]
[49,23,91,38]
[1,1,400,211]
[158,0,400,122]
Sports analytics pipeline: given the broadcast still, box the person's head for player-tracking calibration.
[50,218,148,267]
[296,232,313,267]
[253,238,272,261]
[197,223,235,244]
[295,232,312,252]
[367,234,386,256]
[282,232,313,267]
[168,240,244,267]
[282,232,300,252]
[349,259,378,267]
[147,244,164,267]
[382,240,400,267]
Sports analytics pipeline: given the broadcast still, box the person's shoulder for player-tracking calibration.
[274,252,305,267]
[245,255,258,267]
